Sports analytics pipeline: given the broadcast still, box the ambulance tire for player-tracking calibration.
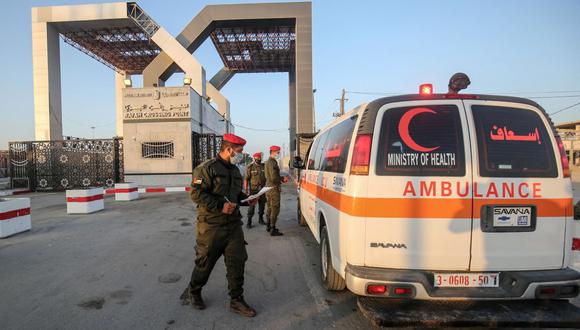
[320,226,346,291]
[297,199,307,226]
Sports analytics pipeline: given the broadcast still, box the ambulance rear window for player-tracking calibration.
[472,105,557,178]
[376,105,466,176]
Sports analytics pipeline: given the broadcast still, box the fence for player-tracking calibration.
[192,133,223,168]
[0,150,8,178]
[8,138,124,191]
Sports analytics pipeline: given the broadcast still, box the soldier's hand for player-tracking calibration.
[248,198,258,206]
[282,176,289,183]
[222,202,237,215]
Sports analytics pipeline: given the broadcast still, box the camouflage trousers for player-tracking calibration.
[247,189,266,219]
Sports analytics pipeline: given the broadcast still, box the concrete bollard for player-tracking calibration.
[66,187,104,214]
[0,197,32,238]
[115,182,139,201]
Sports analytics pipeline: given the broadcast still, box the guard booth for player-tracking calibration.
[122,86,232,187]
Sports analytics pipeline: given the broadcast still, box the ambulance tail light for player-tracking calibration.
[572,238,580,251]
[366,284,387,295]
[392,286,415,298]
[351,134,372,175]
[555,135,570,178]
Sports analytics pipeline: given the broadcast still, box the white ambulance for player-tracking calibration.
[294,81,579,300]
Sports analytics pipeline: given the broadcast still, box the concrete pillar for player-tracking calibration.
[32,22,62,141]
[206,82,230,120]
[295,14,315,137]
[150,27,206,97]
[289,69,297,154]
[142,51,173,87]
[115,72,129,137]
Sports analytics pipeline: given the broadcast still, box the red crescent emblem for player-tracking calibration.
[398,107,440,152]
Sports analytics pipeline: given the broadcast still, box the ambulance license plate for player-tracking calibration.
[434,273,500,288]
[492,206,532,227]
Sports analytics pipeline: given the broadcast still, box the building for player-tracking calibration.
[556,120,580,169]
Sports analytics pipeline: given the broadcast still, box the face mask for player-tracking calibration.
[274,153,280,160]
[230,151,244,165]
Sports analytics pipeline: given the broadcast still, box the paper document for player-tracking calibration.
[241,186,273,203]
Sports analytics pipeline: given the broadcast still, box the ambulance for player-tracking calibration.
[294,76,580,300]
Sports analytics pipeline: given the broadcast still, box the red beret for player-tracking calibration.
[270,145,281,152]
[253,152,262,158]
[223,133,246,146]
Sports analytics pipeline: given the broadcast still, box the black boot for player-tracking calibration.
[258,216,265,225]
[246,218,253,229]
[270,227,283,236]
[180,288,206,310]
[266,223,271,232]
[230,295,257,317]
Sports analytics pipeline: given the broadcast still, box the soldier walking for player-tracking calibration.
[180,133,258,317]
[264,145,288,236]
[244,152,266,228]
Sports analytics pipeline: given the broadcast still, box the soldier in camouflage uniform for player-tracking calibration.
[180,133,258,318]
[264,145,288,236]
[244,152,266,228]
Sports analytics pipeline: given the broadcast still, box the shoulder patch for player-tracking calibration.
[193,177,202,185]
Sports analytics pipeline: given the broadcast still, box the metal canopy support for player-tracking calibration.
[60,27,161,74]
[127,2,160,37]
[209,24,295,73]
[209,67,236,91]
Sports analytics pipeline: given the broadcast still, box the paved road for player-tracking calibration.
[1,181,579,329]
[0,185,377,330]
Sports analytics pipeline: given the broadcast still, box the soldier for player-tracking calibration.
[264,145,288,236]
[180,133,258,318]
[244,152,266,228]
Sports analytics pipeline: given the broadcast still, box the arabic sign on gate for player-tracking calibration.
[123,86,191,121]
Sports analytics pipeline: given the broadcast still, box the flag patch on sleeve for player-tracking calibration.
[193,177,202,185]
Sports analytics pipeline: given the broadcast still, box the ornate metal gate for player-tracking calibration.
[0,150,9,178]
[8,142,32,189]
[192,133,223,168]
[8,138,123,191]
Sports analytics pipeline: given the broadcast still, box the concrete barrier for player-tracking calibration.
[66,188,104,214]
[115,183,139,201]
[0,197,31,238]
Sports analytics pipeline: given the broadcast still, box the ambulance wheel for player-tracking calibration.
[320,226,346,291]
[297,199,307,226]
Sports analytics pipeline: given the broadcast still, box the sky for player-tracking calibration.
[0,0,579,154]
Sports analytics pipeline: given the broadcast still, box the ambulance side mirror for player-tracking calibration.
[292,156,304,169]
[574,201,580,220]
